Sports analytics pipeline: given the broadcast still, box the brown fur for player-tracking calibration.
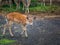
[6,12,27,25]
[2,12,34,37]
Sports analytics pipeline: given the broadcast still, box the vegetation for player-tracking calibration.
[0,3,60,13]
[0,39,16,45]
[0,0,60,14]
[31,0,37,2]
[30,5,55,12]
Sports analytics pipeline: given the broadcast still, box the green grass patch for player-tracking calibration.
[30,6,50,12]
[0,39,16,45]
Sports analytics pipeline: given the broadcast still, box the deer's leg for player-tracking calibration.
[21,25,28,37]
[3,24,7,35]
[21,29,24,35]
[15,3,20,10]
[25,6,27,14]
[16,3,18,9]
[14,0,20,10]
[2,19,9,35]
[9,26,14,37]
[25,6,29,14]
[24,28,28,37]
[8,21,14,37]
[27,6,29,14]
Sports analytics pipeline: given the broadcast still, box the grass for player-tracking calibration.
[30,5,51,12]
[0,3,60,13]
[0,39,16,45]
[33,5,60,13]
[30,3,60,12]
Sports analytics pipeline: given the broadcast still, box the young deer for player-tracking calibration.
[2,12,35,37]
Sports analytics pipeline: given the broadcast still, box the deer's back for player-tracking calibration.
[6,12,27,24]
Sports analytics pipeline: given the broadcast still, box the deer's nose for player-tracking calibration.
[30,22,33,26]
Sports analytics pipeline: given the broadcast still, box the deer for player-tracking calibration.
[14,0,31,13]
[2,12,36,37]
[0,0,31,13]
[22,0,31,13]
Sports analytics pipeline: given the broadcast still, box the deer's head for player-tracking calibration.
[26,16,36,26]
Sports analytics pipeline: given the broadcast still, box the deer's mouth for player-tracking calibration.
[26,21,33,26]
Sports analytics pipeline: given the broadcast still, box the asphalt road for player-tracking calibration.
[0,15,60,45]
